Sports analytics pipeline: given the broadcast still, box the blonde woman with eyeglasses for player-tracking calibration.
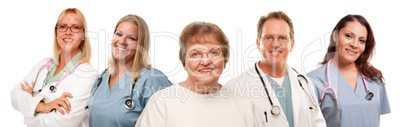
[10,8,98,127]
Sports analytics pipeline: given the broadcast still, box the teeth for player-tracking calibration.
[64,39,73,41]
[270,51,280,54]
[200,69,214,72]
[117,47,127,51]
[346,49,356,54]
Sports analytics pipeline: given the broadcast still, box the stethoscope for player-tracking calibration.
[85,69,136,110]
[33,58,84,95]
[320,58,374,127]
[254,62,318,116]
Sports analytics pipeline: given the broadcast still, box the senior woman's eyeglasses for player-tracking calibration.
[261,35,290,43]
[56,25,84,33]
[187,47,223,61]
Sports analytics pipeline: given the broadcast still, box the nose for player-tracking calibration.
[270,40,281,49]
[349,39,358,49]
[117,36,127,44]
[200,53,212,66]
[65,28,72,35]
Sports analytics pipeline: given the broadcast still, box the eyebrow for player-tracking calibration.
[116,30,136,35]
[58,23,82,26]
[262,35,289,37]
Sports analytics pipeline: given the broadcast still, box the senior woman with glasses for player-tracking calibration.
[136,21,265,127]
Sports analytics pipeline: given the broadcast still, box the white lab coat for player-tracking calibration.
[226,63,326,127]
[11,58,98,127]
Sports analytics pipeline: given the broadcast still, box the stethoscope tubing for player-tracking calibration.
[33,58,84,94]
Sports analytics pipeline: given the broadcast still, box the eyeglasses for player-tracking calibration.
[56,25,84,33]
[261,36,291,43]
[187,47,223,61]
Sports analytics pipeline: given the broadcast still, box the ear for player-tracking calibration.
[256,39,261,53]
[332,31,338,43]
[290,39,295,52]
[183,63,187,71]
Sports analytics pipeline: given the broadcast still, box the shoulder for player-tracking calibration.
[147,84,180,101]
[141,67,168,79]
[226,67,256,86]
[137,67,172,89]
[306,64,326,81]
[74,62,98,78]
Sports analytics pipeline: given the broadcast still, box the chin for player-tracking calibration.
[192,76,219,85]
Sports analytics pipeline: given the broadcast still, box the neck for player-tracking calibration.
[59,49,79,66]
[258,61,286,78]
[114,60,133,77]
[331,57,357,72]
[182,78,221,94]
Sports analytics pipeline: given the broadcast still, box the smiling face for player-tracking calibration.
[257,18,294,67]
[184,35,225,85]
[111,21,138,65]
[56,14,84,55]
[334,21,367,64]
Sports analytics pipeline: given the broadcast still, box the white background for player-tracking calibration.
[1,0,400,126]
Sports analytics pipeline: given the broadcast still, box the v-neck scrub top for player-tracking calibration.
[307,62,390,127]
[87,67,172,127]
[43,51,82,86]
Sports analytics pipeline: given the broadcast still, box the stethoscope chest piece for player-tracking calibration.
[49,85,56,92]
[125,99,135,110]
[366,92,374,101]
[271,105,281,115]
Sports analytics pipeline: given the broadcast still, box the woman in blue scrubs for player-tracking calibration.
[307,14,390,127]
[86,14,172,126]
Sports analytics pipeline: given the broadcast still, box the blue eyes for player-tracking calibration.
[191,53,200,57]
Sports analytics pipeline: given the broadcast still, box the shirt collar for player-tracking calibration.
[65,51,83,72]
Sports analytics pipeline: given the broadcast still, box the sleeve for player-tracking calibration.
[306,77,327,127]
[140,74,172,107]
[22,67,98,127]
[135,92,167,127]
[380,84,391,114]
[10,59,48,117]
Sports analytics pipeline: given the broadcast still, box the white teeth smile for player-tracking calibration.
[346,49,357,55]
[270,51,280,54]
[64,39,73,42]
[117,47,127,51]
[200,69,214,72]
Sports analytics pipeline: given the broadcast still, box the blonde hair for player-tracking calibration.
[108,14,151,84]
[52,8,91,64]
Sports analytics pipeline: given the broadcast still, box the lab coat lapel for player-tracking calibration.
[288,65,301,126]
[255,63,288,121]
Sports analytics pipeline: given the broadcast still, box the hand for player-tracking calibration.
[35,92,74,115]
[21,81,34,96]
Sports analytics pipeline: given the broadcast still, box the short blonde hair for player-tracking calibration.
[179,22,230,67]
[52,8,91,64]
[257,11,294,40]
[108,14,151,84]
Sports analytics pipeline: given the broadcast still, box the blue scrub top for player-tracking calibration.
[307,62,390,127]
[88,67,172,127]
[265,71,294,127]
